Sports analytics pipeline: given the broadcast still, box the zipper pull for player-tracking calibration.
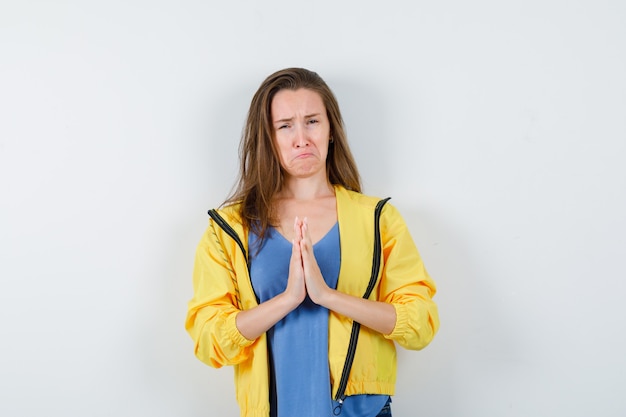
[333,397,344,416]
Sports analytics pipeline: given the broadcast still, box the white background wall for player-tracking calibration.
[1,1,625,416]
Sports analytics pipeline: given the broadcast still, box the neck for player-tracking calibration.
[279,175,334,201]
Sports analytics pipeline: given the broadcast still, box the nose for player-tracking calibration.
[294,124,308,147]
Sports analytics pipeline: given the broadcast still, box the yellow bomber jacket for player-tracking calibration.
[185,186,440,417]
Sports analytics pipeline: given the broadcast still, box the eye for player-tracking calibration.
[278,124,289,130]
[308,119,319,125]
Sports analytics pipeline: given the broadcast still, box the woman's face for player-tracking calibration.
[271,88,331,180]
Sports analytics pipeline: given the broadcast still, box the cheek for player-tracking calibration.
[274,140,291,165]
[319,135,331,154]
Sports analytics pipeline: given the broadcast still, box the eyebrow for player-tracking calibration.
[273,113,321,124]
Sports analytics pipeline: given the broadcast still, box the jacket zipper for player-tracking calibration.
[333,197,391,415]
[208,209,249,268]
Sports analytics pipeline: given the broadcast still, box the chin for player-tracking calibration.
[288,163,323,176]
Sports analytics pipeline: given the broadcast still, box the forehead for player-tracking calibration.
[270,88,326,117]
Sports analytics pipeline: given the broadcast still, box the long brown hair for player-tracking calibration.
[225,67,362,240]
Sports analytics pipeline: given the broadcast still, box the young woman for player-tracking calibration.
[186,68,439,417]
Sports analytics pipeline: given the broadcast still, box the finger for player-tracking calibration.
[291,237,302,258]
[301,217,313,247]
[290,217,302,256]
[294,216,303,240]
[299,234,312,263]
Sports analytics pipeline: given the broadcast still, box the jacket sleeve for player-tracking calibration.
[378,204,440,350]
[184,218,255,368]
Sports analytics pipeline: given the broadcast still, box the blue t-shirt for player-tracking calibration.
[249,224,389,417]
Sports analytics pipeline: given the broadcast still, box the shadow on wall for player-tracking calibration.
[147,79,259,415]
[397,205,524,416]
[204,79,257,205]
[329,75,390,197]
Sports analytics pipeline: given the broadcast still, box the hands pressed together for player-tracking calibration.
[285,216,331,307]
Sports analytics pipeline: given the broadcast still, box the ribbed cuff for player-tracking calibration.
[384,303,407,340]
[227,312,255,346]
